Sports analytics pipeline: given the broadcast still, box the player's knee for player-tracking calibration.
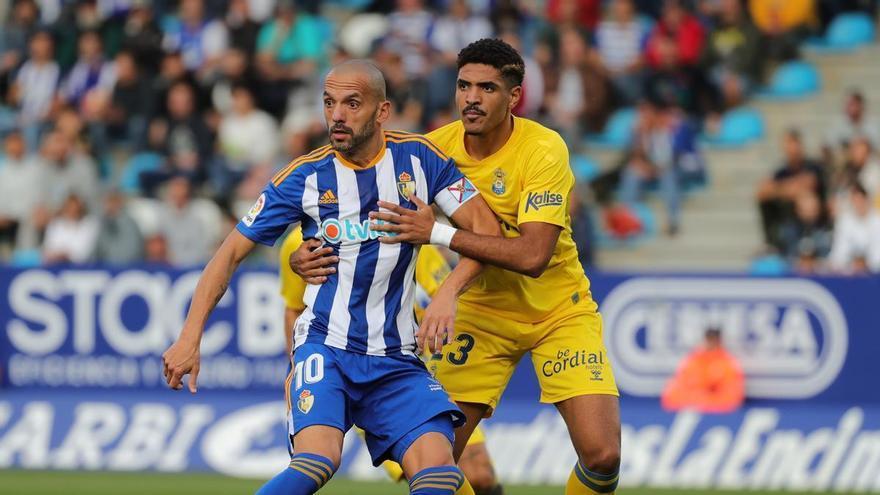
[579,444,620,475]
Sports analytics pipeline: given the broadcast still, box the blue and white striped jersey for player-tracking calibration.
[236,131,479,356]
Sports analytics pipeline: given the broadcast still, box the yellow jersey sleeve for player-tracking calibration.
[279,228,307,312]
[517,138,573,228]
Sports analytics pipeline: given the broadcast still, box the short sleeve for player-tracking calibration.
[236,179,303,246]
[420,144,479,218]
[517,144,574,228]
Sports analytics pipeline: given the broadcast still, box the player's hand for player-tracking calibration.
[291,238,337,284]
[162,337,201,393]
[417,288,456,354]
[370,196,435,245]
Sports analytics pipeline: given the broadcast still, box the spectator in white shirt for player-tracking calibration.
[828,183,880,274]
[595,0,648,104]
[214,83,279,194]
[42,193,100,264]
[0,130,41,256]
[824,90,880,164]
[161,0,228,76]
[9,31,60,151]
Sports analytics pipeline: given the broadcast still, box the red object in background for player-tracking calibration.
[604,204,643,238]
[645,13,706,68]
[546,0,601,30]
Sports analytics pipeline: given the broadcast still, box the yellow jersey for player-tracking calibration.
[279,229,452,317]
[427,117,593,322]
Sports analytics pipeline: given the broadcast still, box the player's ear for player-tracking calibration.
[376,100,391,125]
[508,85,522,112]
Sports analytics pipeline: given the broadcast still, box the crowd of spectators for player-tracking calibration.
[757,90,880,275]
[0,0,876,269]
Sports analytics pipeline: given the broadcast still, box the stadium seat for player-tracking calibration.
[749,254,790,276]
[119,152,162,194]
[805,12,875,53]
[700,107,766,148]
[584,107,636,150]
[571,154,600,182]
[756,61,821,101]
[10,249,41,268]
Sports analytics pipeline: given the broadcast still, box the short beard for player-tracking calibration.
[330,112,378,154]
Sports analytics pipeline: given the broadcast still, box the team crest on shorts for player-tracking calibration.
[492,168,506,195]
[397,171,416,199]
[297,390,314,414]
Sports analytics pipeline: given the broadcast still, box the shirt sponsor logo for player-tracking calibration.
[320,218,393,244]
[602,278,848,399]
[541,348,605,379]
[242,193,265,226]
[525,191,564,212]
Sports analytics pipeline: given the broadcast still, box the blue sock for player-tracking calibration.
[409,466,464,495]
[255,453,336,495]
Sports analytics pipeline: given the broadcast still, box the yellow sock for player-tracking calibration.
[455,477,476,495]
[565,460,618,495]
[381,460,406,482]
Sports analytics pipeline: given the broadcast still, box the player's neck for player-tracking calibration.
[337,130,386,168]
[464,115,515,161]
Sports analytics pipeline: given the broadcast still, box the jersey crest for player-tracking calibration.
[492,167,506,195]
[397,171,416,199]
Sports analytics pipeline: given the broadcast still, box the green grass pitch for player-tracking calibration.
[0,471,861,495]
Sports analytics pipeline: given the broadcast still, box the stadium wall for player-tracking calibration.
[1,267,878,491]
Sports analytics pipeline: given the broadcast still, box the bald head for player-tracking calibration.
[327,59,387,101]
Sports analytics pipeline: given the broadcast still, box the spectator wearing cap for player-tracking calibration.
[92,188,144,264]
[42,193,100,265]
[618,98,703,236]
[824,91,880,165]
[700,0,763,109]
[661,327,745,414]
[594,0,649,105]
[0,130,41,257]
[8,30,59,151]
[828,183,880,274]
[757,129,827,252]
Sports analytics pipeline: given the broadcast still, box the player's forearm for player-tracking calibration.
[449,231,546,278]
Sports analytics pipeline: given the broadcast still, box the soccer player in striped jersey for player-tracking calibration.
[162,60,501,495]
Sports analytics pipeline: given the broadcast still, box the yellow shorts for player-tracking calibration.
[430,299,618,414]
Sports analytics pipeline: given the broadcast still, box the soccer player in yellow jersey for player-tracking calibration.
[280,230,502,494]
[369,39,622,494]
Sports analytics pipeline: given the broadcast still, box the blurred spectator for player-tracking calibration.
[661,327,745,414]
[120,1,164,76]
[1,0,41,88]
[34,130,100,215]
[161,0,228,77]
[645,0,706,69]
[376,46,425,132]
[0,131,41,256]
[225,0,261,55]
[141,82,212,194]
[830,136,880,213]
[619,99,704,236]
[569,187,596,269]
[42,193,100,264]
[8,30,60,151]
[59,30,115,110]
[215,84,279,195]
[255,0,327,116]
[757,129,826,251]
[52,0,107,72]
[544,27,612,138]
[144,233,170,264]
[105,50,152,146]
[595,0,649,105]
[157,176,219,266]
[701,0,763,108]
[210,47,259,116]
[384,0,434,79]
[748,0,816,62]
[824,90,880,163]
[149,51,198,121]
[828,183,880,273]
[546,0,601,31]
[92,189,144,264]
[778,193,832,273]
[500,30,544,118]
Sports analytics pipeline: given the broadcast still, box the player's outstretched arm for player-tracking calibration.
[417,194,501,353]
[371,196,560,278]
[162,230,256,393]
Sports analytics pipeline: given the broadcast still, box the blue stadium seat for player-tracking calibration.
[756,61,821,101]
[571,154,600,182]
[701,107,766,148]
[10,249,41,268]
[584,107,637,150]
[119,152,163,194]
[749,254,790,276]
[806,12,875,53]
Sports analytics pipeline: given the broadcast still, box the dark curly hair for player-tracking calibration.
[456,38,525,89]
